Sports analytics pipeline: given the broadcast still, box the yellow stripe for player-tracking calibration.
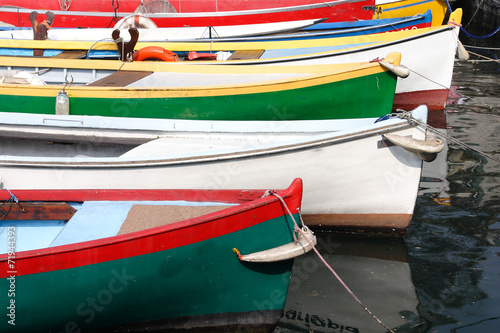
[0,60,389,99]
[0,53,393,74]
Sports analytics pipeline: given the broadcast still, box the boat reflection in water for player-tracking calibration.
[275,233,427,333]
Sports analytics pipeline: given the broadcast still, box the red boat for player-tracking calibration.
[0,0,375,28]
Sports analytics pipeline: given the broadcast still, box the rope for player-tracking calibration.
[0,188,20,221]
[271,192,396,333]
[396,111,500,164]
[466,50,500,63]
[445,0,500,39]
[407,67,450,90]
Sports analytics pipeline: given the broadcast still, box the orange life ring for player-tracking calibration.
[132,46,180,62]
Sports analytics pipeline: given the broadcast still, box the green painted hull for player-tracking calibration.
[1,72,396,120]
[0,216,296,332]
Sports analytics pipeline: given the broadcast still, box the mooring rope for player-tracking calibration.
[271,192,396,333]
[464,50,500,63]
[397,111,500,164]
[445,0,500,39]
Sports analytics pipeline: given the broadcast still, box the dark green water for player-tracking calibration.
[275,40,499,333]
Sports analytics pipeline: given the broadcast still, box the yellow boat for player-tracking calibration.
[374,0,449,26]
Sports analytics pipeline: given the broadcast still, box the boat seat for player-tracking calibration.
[52,50,88,59]
[117,204,231,235]
[87,70,153,87]
[227,49,264,60]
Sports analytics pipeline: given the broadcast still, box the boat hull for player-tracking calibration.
[0,180,303,332]
[0,20,460,113]
[0,107,431,234]
[0,61,398,120]
[0,0,373,28]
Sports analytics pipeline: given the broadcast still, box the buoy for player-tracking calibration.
[55,75,72,115]
[379,61,410,78]
[133,46,179,62]
[55,90,69,115]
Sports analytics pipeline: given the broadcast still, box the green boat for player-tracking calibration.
[0,179,314,332]
[0,52,403,120]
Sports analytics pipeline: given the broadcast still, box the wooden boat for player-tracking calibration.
[0,9,463,111]
[0,18,326,41]
[0,0,449,28]
[0,53,403,121]
[375,0,448,26]
[0,105,444,234]
[0,0,374,28]
[0,178,314,332]
[0,11,431,42]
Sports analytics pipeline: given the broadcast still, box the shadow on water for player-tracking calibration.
[275,234,427,333]
[276,42,499,333]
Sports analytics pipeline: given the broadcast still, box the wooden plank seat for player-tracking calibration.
[0,202,76,220]
[87,70,153,87]
[52,50,88,59]
[227,49,264,60]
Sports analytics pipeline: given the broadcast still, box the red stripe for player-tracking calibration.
[1,4,372,28]
[0,188,271,203]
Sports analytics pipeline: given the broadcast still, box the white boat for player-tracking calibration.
[0,18,325,41]
[0,105,443,234]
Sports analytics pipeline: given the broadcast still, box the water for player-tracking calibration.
[275,42,500,332]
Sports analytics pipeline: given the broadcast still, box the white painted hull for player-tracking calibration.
[0,18,322,41]
[253,25,459,110]
[0,106,433,233]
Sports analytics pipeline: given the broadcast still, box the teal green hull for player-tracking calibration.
[0,216,296,332]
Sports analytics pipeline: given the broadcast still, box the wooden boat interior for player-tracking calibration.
[0,198,234,254]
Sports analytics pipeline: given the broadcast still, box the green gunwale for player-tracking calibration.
[0,72,396,120]
[0,215,297,332]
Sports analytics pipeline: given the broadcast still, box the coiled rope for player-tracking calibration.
[397,110,500,164]
[271,192,396,333]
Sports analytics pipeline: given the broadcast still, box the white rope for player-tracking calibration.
[397,111,500,164]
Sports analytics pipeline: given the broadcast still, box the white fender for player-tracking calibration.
[379,61,410,78]
[234,227,316,263]
[384,133,445,162]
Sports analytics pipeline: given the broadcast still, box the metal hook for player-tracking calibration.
[63,74,73,91]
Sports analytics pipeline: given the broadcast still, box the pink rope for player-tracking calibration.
[272,192,396,333]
